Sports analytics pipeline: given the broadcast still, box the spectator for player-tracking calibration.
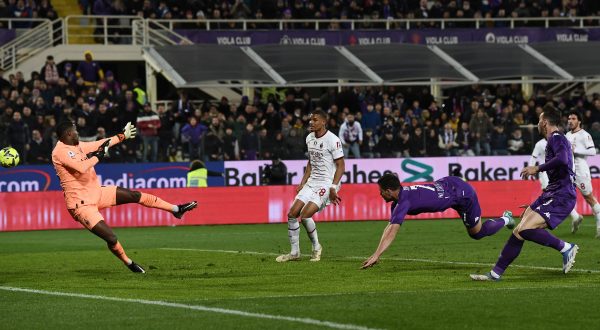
[137,103,161,162]
[222,127,239,160]
[438,123,459,156]
[40,55,59,86]
[7,111,29,159]
[469,108,492,155]
[491,125,509,155]
[181,116,207,160]
[286,128,305,159]
[25,129,50,164]
[507,128,526,155]
[375,129,396,158]
[361,103,381,132]
[338,113,363,158]
[203,130,223,161]
[409,126,426,157]
[240,123,259,160]
[457,121,475,156]
[76,50,104,86]
[270,131,288,159]
[157,104,174,161]
[132,79,147,106]
[360,128,378,158]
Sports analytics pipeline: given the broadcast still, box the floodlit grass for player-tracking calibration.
[2,219,600,329]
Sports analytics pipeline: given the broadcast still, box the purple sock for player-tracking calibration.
[492,234,524,276]
[519,229,565,251]
[470,218,505,240]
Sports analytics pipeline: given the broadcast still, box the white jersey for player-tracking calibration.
[529,139,549,190]
[306,130,344,187]
[566,129,596,177]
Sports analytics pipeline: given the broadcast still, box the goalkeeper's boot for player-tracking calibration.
[310,245,322,262]
[173,201,198,219]
[503,210,516,230]
[128,261,146,273]
[470,272,500,281]
[571,215,583,234]
[276,253,300,263]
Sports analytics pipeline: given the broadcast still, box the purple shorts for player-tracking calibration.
[529,194,576,230]
[445,177,481,229]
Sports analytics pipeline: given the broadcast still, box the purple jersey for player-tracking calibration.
[390,176,479,226]
[539,131,576,199]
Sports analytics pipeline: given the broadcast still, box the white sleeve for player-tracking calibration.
[574,132,596,156]
[330,135,344,159]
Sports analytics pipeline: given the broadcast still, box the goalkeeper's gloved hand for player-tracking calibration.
[86,140,111,161]
[117,122,137,142]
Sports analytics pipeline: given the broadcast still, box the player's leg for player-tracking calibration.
[90,221,145,273]
[276,199,304,262]
[464,193,514,240]
[299,202,322,261]
[579,179,600,237]
[114,187,197,219]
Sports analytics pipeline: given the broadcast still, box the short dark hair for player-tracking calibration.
[377,173,401,191]
[568,110,582,122]
[311,110,328,121]
[542,105,561,126]
[56,121,75,138]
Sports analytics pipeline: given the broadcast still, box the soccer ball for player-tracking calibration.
[0,147,20,168]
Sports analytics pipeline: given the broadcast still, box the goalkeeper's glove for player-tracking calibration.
[117,122,137,142]
[86,140,111,161]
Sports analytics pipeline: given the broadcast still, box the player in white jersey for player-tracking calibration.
[276,110,345,262]
[529,138,549,190]
[566,111,600,237]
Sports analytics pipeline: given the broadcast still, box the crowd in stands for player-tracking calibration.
[0,0,57,26]
[2,52,600,165]
[80,0,600,27]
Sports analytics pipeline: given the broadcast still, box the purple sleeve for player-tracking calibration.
[390,201,409,225]
[538,136,569,172]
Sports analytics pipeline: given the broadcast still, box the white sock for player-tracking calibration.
[489,270,500,279]
[592,203,600,224]
[302,218,320,250]
[560,242,572,253]
[288,217,300,255]
[126,259,133,265]
[500,216,510,226]
[570,208,580,221]
[172,205,179,213]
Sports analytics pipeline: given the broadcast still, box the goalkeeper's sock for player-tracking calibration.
[139,192,175,212]
[302,218,320,250]
[288,217,300,255]
[109,241,132,265]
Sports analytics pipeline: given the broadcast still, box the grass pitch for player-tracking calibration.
[2,219,600,329]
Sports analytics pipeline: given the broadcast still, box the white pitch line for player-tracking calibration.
[160,248,600,274]
[0,286,380,330]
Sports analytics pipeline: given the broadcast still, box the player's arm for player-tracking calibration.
[329,157,345,205]
[573,134,596,157]
[80,122,137,154]
[361,223,401,269]
[54,152,99,174]
[297,161,311,193]
[362,202,407,269]
[522,137,568,178]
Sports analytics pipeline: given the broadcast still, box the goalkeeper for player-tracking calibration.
[51,121,197,273]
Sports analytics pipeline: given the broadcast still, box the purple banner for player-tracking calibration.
[0,29,15,46]
[176,28,600,46]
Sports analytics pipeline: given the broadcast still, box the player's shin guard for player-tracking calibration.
[139,192,175,212]
[288,217,300,255]
[492,234,524,276]
[109,241,132,265]
[470,219,505,240]
[302,218,320,250]
[570,208,581,222]
[519,229,565,251]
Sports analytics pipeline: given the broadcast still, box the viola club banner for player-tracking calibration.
[175,27,600,46]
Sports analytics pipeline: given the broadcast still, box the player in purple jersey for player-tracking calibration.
[361,173,515,269]
[471,106,579,281]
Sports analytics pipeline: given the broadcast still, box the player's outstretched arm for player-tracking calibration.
[54,152,99,174]
[361,223,401,269]
[80,122,137,154]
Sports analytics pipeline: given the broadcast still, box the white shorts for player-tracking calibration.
[575,174,593,196]
[295,183,340,211]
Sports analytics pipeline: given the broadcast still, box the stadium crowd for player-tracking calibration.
[81,0,600,26]
[2,52,600,165]
[0,0,57,26]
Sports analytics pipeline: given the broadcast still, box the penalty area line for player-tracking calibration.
[0,286,381,330]
[160,248,600,274]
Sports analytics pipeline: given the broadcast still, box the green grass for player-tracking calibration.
[2,219,600,329]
